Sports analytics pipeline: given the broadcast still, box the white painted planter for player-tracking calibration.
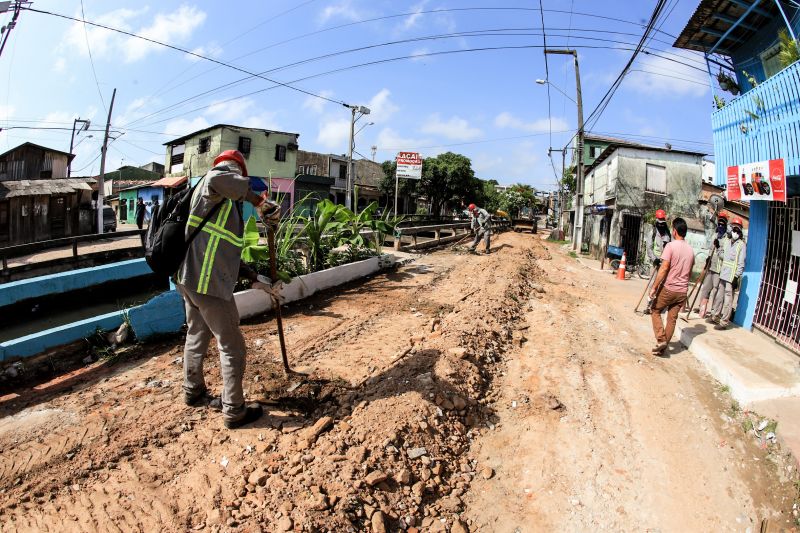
[235,254,395,319]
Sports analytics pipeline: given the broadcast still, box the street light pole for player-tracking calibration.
[544,48,584,251]
[344,104,370,210]
[68,117,91,177]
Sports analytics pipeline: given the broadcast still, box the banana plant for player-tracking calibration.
[300,199,345,272]
[368,206,404,253]
[337,201,376,250]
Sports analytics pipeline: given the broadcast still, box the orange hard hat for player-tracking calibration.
[731,216,744,227]
[468,203,476,211]
[717,211,729,220]
[214,149,248,177]
[655,209,667,220]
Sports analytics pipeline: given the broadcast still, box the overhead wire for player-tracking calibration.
[539,0,553,151]
[22,6,348,107]
[79,0,107,114]
[125,31,708,132]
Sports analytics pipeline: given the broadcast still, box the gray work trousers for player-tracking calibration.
[177,284,246,422]
[711,279,735,322]
[698,271,720,303]
[470,229,491,252]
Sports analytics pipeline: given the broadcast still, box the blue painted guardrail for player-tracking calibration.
[0,259,186,363]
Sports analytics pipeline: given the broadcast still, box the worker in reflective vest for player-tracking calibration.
[176,149,280,430]
[644,209,671,315]
[709,217,746,329]
[696,211,729,318]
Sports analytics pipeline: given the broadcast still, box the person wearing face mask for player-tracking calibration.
[709,217,746,329]
[695,211,729,318]
[644,209,672,314]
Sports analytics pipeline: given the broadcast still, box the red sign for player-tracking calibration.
[396,152,422,179]
[726,158,786,202]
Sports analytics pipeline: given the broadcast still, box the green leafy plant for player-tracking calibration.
[300,199,346,272]
[742,70,758,88]
[368,206,404,253]
[714,94,726,109]
[337,200,375,249]
[779,29,800,69]
[716,69,740,95]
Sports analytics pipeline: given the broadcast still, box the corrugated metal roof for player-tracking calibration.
[151,175,187,188]
[673,0,780,54]
[0,178,95,198]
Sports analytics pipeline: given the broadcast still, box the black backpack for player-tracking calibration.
[144,180,222,277]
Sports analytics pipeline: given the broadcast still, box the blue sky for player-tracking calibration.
[0,0,714,188]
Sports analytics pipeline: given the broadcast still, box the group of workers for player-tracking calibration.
[645,208,747,355]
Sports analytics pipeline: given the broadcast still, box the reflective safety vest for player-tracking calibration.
[648,227,671,260]
[719,238,745,283]
[708,236,728,274]
[176,167,250,299]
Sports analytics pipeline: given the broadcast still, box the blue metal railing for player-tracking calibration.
[711,60,800,185]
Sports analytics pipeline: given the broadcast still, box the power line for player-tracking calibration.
[79,0,106,114]
[583,0,670,131]
[119,6,688,125]
[23,6,348,108]
[126,32,707,131]
[539,0,553,150]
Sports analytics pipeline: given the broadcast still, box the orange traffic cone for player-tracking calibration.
[617,252,627,280]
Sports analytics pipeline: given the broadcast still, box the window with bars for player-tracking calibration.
[238,136,251,155]
[645,163,667,194]
[275,145,287,162]
[198,137,211,154]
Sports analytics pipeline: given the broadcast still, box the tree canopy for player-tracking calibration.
[418,152,480,215]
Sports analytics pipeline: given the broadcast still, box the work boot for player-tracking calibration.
[643,307,651,315]
[714,320,730,330]
[706,315,719,325]
[185,388,222,411]
[651,342,668,356]
[224,404,264,430]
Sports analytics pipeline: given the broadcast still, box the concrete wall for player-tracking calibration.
[167,126,300,180]
[0,258,152,308]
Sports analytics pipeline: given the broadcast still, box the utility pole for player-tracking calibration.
[68,117,91,177]
[371,145,377,161]
[0,2,26,59]
[343,103,370,210]
[544,48,584,251]
[96,88,116,234]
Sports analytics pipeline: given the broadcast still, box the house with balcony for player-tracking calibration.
[581,141,705,262]
[674,0,800,352]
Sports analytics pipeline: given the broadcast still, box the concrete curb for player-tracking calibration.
[675,320,800,406]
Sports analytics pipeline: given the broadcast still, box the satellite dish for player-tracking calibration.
[709,193,725,214]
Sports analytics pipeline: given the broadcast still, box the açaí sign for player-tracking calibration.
[396,152,422,180]
[726,158,786,202]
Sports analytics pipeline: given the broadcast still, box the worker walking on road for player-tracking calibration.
[649,217,695,356]
[709,217,746,329]
[135,197,146,230]
[176,149,280,429]
[643,209,672,314]
[696,212,729,318]
[468,203,492,254]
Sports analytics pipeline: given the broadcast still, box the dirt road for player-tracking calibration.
[0,232,797,532]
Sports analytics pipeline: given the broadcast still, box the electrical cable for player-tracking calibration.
[127,34,708,131]
[22,6,348,108]
[79,0,106,114]
[539,0,553,150]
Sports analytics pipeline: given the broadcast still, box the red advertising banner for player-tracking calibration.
[725,158,786,203]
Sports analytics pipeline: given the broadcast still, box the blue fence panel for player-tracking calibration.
[712,61,800,184]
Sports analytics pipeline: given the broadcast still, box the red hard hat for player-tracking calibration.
[717,211,729,220]
[468,203,476,211]
[214,149,248,177]
[731,216,744,227]
[655,209,667,220]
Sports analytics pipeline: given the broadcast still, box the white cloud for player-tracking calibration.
[366,89,399,123]
[624,49,709,98]
[241,111,281,131]
[186,42,223,62]
[53,57,67,73]
[125,5,207,62]
[409,48,430,62]
[421,114,481,141]
[302,91,335,114]
[59,5,206,65]
[317,117,352,150]
[163,116,210,137]
[319,1,362,24]
[494,112,568,133]
[206,98,254,120]
[375,127,434,154]
[399,0,429,31]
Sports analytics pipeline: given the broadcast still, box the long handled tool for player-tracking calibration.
[634,267,658,313]
[682,261,708,322]
[267,224,291,375]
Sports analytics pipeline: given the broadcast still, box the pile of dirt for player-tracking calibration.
[0,233,547,532]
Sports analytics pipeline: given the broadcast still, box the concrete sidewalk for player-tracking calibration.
[674,317,800,462]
